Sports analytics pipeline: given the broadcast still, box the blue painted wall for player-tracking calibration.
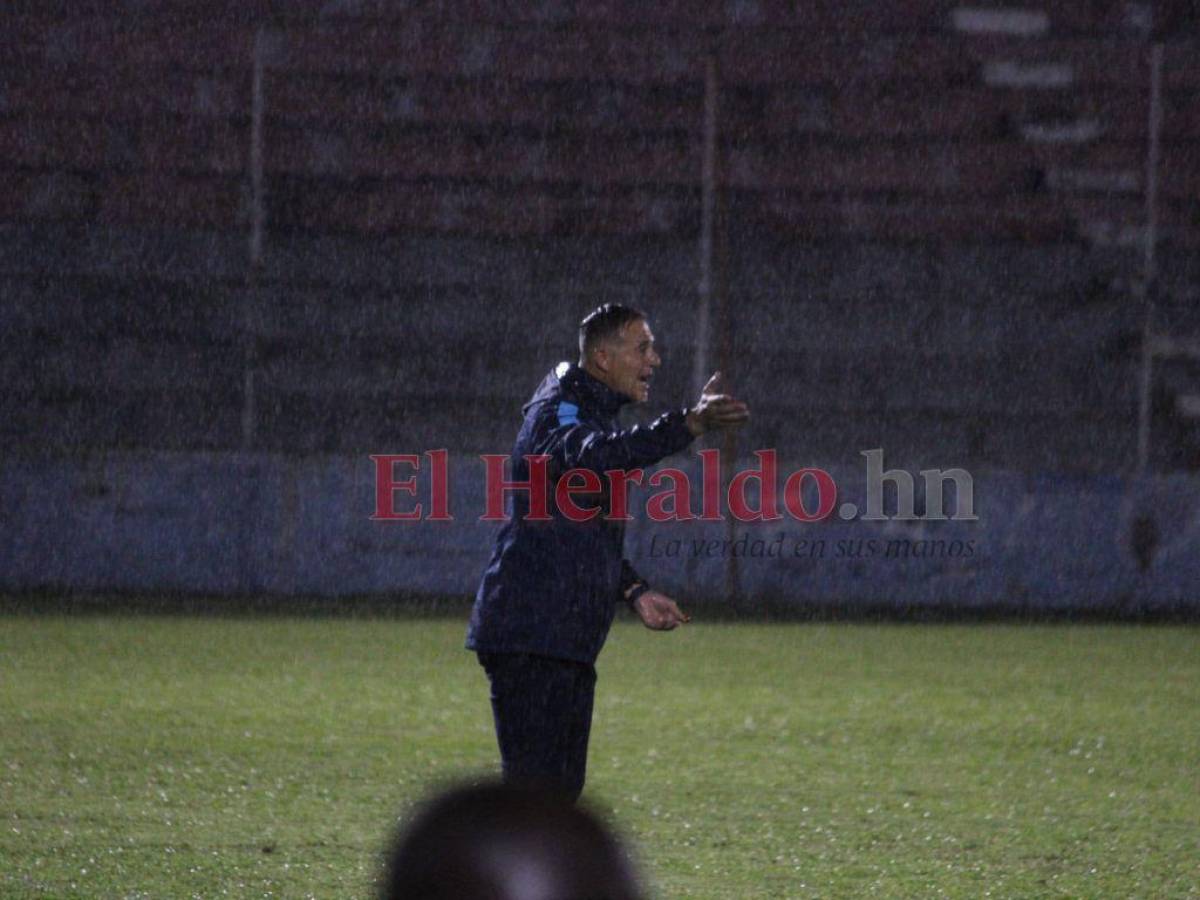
[4,451,1196,611]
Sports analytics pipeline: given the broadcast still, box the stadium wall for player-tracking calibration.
[3,5,1199,610]
[2,451,1197,613]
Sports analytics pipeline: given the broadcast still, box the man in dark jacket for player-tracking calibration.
[466,303,749,801]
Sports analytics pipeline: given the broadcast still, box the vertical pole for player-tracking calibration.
[249,28,266,272]
[242,27,266,451]
[687,54,720,597]
[1135,43,1163,473]
[692,54,718,398]
[709,60,740,609]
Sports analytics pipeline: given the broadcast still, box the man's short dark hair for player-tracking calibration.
[579,303,646,358]
[380,780,645,900]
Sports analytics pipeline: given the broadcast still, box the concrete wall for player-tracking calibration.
[4,451,1197,612]
[3,5,1199,607]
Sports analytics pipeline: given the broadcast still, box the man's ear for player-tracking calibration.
[590,345,611,374]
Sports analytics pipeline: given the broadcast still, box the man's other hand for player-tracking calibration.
[686,371,750,437]
[632,590,691,630]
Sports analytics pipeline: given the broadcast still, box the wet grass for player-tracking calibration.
[1,616,1197,898]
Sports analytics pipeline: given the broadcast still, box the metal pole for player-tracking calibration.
[242,27,266,451]
[686,53,720,598]
[692,54,718,397]
[706,59,740,608]
[1135,43,1164,472]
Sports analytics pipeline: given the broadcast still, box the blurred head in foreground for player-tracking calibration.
[380,780,646,900]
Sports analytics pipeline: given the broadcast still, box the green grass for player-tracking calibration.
[1,616,1197,898]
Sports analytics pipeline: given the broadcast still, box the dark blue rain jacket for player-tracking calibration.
[465,362,695,664]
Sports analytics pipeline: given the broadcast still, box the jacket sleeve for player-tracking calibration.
[620,558,649,605]
[534,407,695,475]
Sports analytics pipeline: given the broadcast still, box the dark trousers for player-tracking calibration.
[477,651,597,803]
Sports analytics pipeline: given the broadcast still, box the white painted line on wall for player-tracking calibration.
[1149,335,1200,361]
[1046,168,1140,193]
[952,7,1050,36]
[1019,118,1104,143]
[982,60,1073,88]
[1176,395,1200,418]
[1078,221,1153,248]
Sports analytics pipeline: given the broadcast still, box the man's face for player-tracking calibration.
[596,318,661,403]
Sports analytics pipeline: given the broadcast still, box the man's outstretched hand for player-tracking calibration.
[632,590,691,630]
[686,371,750,437]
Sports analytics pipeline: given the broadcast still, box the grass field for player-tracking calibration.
[1,615,1197,899]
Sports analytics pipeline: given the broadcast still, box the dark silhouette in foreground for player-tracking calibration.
[380,780,646,900]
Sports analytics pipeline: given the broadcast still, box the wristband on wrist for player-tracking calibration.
[625,582,650,605]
